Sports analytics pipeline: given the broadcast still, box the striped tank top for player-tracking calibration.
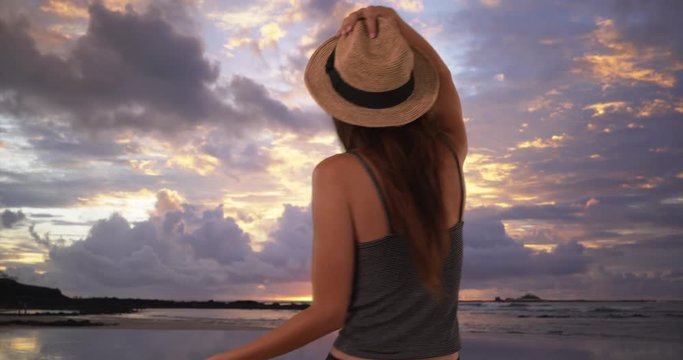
[332,135,465,359]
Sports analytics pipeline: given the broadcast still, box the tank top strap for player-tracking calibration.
[438,134,466,223]
[347,149,395,233]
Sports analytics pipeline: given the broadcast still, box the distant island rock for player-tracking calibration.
[494,293,543,302]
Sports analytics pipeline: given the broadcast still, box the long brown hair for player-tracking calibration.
[333,110,455,303]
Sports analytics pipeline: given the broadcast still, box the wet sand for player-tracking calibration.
[0,313,269,330]
[2,314,682,359]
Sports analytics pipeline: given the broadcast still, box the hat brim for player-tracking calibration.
[304,34,440,127]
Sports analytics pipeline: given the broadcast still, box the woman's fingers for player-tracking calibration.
[365,15,378,38]
[357,6,378,38]
[337,10,361,37]
[336,6,382,39]
[340,9,368,37]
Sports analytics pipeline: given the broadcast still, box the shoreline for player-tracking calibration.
[0,314,274,330]
[0,314,680,344]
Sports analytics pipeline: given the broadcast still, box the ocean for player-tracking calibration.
[1,300,682,359]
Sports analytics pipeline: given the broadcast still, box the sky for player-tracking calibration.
[0,0,681,302]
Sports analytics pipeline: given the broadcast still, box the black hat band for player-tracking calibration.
[325,48,415,109]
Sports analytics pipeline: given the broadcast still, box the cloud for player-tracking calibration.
[1,209,26,228]
[572,17,681,89]
[460,208,683,299]
[0,2,219,137]
[0,165,160,208]
[0,0,331,211]
[2,189,314,299]
[440,0,682,232]
[227,75,322,134]
[12,120,134,167]
[0,0,324,140]
[462,216,590,282]
[386,0,425,13]
[180,207,253,265]
[3,189,682,300]
[607,0,683,59]
[258,203,313,282]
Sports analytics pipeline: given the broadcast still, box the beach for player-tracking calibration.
[2,313,683,359]
[2,302,682,359]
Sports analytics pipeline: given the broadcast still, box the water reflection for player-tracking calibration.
[0,328,338,360]
[6,334,38,353]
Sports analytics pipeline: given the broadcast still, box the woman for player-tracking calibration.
[206,5,466,360]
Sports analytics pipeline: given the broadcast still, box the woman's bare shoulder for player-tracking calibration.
[315,152,357,171]
[313,152,360,183]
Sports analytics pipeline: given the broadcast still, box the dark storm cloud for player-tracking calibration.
[0,1,223,135]
[148,0,205,37]
[1,208,25,228]
[0,0,323,139]
[81,1,221,117]
[227,75,322,134]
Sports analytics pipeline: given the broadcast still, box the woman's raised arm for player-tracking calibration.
[393,10,467,158]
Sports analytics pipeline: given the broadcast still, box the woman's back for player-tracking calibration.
[346,133,466,246]
[330,133,466,360]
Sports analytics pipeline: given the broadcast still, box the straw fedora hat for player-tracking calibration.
[304,16,440,127]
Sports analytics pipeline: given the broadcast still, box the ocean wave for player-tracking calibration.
[590,306,621,312]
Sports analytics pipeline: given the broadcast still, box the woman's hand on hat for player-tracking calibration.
[336,5,398,39]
